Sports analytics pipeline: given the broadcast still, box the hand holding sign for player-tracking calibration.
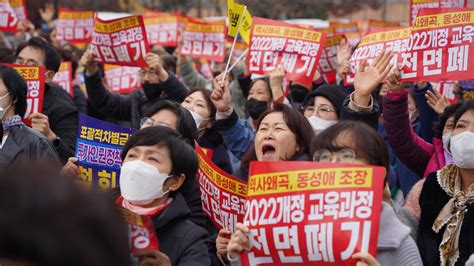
[385,64,404,94]
[80,50,98,75]
[145,53,168,82]
[227,223,251,261]
[352,252,381,266]
[216,228,232,257]
[211,74,232,113]
[269,64,285,102]
[354,51,393,107]
[135,250,171,266]
[30,112,56,141]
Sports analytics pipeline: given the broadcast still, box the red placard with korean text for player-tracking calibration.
[4,64,46,124]
[432,81,459,103]
[120,207,159,256]
[52,61,74,96]
[346,27,412,84]
[330,21,359,34]
[248,17,327,86]
[180,19,227,62]
[56,9,94,43]
[144,12,178,47]
[0,0,18,32]
[196,143,247,232]
[240,162,385,266]
[104,64,141,94]
[410,0,466,25]
[9,0,26,22]
[91,15,149,67]
[401,8,474,82]
[318,34,345,84]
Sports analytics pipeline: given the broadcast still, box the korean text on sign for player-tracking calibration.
[181,19,227,62]
[9,0,26,21]
[120,207,159,265]
[346,27,412,84]
[318,34,345,84]
[248,17,327,86]
[410,0,466,25]
[401,8,474,82]
[144,12,178,47]
[75,114,136,190]
[0,0,18,32]
[240,161,386,266]
[104,64,141,94]
[3,64,46,124]
[52,61,74,96]
[91,15,150,67]
[56,9,94,43]
[196,143,247,232]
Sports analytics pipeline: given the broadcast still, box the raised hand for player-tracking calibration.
[39,2,55,24]
[385,64,404,94]
[353,51,394,107]
[227,223,251,260]
[269,64,285,101]
[79,50,98,75]
[211,73,232,113]
[426,89,450,114]
[336,38,353,67]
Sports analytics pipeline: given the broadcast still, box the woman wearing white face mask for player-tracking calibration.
[417,100,474,266]
[301,85,348,135]
[0,65,59,168]
[118,126,211,266]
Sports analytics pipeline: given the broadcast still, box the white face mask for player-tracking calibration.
[450,131,474,169]
[0,93,11,120]
[189,109,207,130]
[308,116,337,135]
[119,160,172,205]
[442,132,452,152]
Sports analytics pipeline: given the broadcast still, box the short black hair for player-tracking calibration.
[0,161,131,266]
[311,120,390,184]
[15,37,61,72]
[147,100,198,146]
[453,100,474,126]
[434,102,463,139]
[0,65,28,117]
[121,126,199,183]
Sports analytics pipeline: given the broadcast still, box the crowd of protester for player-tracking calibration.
[0,4,473,266]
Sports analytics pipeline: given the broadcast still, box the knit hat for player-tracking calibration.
[302,85,349,118]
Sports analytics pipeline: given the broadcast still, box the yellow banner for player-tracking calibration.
[198,154,248,197]
[412,0,438,3]
[253,25,322,42]
[325,34,344,47]
[227,0,253,44]
[248,167,373,196]
[144,16,176,25]
[59,10,94,20]
[95,16,140,33]
[8,0,23,8]
[15,66,39,80]
[359,28,412,46]
[413,11,474,30]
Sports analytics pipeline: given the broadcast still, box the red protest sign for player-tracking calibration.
[330,21,359,34]
[401,8,474,82]
[180,19,227,62]
[9,0,26,22]
[318,34,345,84]
[3,64,46,124]
[432,81,459,104]
[144,12,178,47]
[346,27,412,84]
[240,161,385,266]
[410,0,466,25]
[104,64,141,94]
[0,0,18,32]
[196,143,247,232]
[248,17,327,86]
[91,15,150,67]
[52,61,74,97]
[120,207,159,256]
[56,9,94,43]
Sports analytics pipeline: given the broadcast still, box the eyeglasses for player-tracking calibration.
[313,148,356,163]
[14,58,39,66]
[140,117,169,129]
[304,105,336,119]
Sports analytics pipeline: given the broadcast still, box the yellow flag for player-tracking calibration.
[227,0,252,44]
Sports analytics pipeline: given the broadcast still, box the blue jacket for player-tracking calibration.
[413,83,439,143]
[213,110,254,160]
